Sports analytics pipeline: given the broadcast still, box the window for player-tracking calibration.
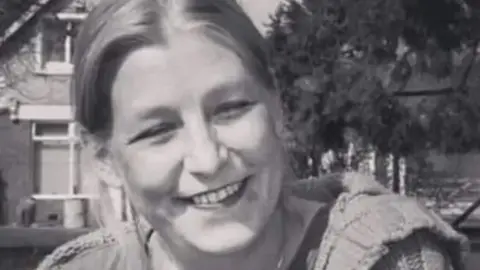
[33,122,69,139]
[32,122,79,192]
[30,121,130,225]
[35,12,87,75]
[32,122,81,224]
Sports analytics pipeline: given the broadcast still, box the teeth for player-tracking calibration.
[226,186,234,194]
[192,196,202,205]
[218,189,228,200]
[207,192,217,202]
[191,181,243,205]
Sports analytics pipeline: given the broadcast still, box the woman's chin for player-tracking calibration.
[186,225,257,255]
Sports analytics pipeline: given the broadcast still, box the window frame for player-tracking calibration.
[34,12,87,76]
[31,121,80,194]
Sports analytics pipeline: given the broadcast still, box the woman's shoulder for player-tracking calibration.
[36,223,138,270]
[328,188,469,249]
[287,172,469,269]
[322,192,468,269]
[292,172,470,270]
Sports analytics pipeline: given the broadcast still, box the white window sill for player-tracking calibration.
[32,135,71,142]
[35,62,73,76]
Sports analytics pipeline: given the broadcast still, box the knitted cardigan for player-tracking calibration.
[37,172,470,270]
[287,173,469,270]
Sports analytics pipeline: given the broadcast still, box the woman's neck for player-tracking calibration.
[149,194,323,270]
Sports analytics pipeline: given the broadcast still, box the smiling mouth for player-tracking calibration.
[178,176,251,206]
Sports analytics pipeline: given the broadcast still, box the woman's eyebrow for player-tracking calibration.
[203,78,253,100]
[133,106,177,122]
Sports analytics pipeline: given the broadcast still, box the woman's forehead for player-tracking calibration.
[109,36,262,114]
[115,33,245,79]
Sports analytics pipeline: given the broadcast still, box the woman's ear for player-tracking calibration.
[79,127,123,188]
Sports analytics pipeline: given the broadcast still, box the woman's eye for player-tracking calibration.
[128,123,177,144]
[213,100,255,121]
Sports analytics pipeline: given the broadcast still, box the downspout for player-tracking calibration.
[0,94,20,122]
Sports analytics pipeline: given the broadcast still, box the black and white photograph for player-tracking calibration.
[0,0,479,269]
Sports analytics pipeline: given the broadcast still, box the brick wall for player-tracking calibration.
[0,3,72,225]
[0,115,32,225]
[0,26,71,106]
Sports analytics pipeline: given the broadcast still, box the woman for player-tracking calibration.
[37,0,469,269]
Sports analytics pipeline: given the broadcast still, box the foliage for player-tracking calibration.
[0,0,40,36]
[0,0,83,102]
[265,0,480,178]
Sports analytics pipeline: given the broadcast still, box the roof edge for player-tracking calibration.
[0,0,53,50]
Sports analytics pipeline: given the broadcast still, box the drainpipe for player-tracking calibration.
[0,94,20,122]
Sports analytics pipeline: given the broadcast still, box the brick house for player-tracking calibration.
[0,0,100,227]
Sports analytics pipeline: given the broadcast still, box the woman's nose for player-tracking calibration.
[184,124,227,179]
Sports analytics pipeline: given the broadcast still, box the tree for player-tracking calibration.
[0,0,45,101]
[0,0,39,36]
[0,0,89,103]
[265,0,480,183]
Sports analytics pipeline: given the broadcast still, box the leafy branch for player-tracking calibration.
[266,0,480,179]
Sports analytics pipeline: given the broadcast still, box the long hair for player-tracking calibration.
[73,0,272,136]
[72,0,276,268]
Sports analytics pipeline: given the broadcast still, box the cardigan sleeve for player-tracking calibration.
[371,230,454,270]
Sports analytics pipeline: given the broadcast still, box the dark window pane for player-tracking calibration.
[42,19,81,63]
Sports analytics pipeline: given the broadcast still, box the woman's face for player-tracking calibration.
[107,31,285,254]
